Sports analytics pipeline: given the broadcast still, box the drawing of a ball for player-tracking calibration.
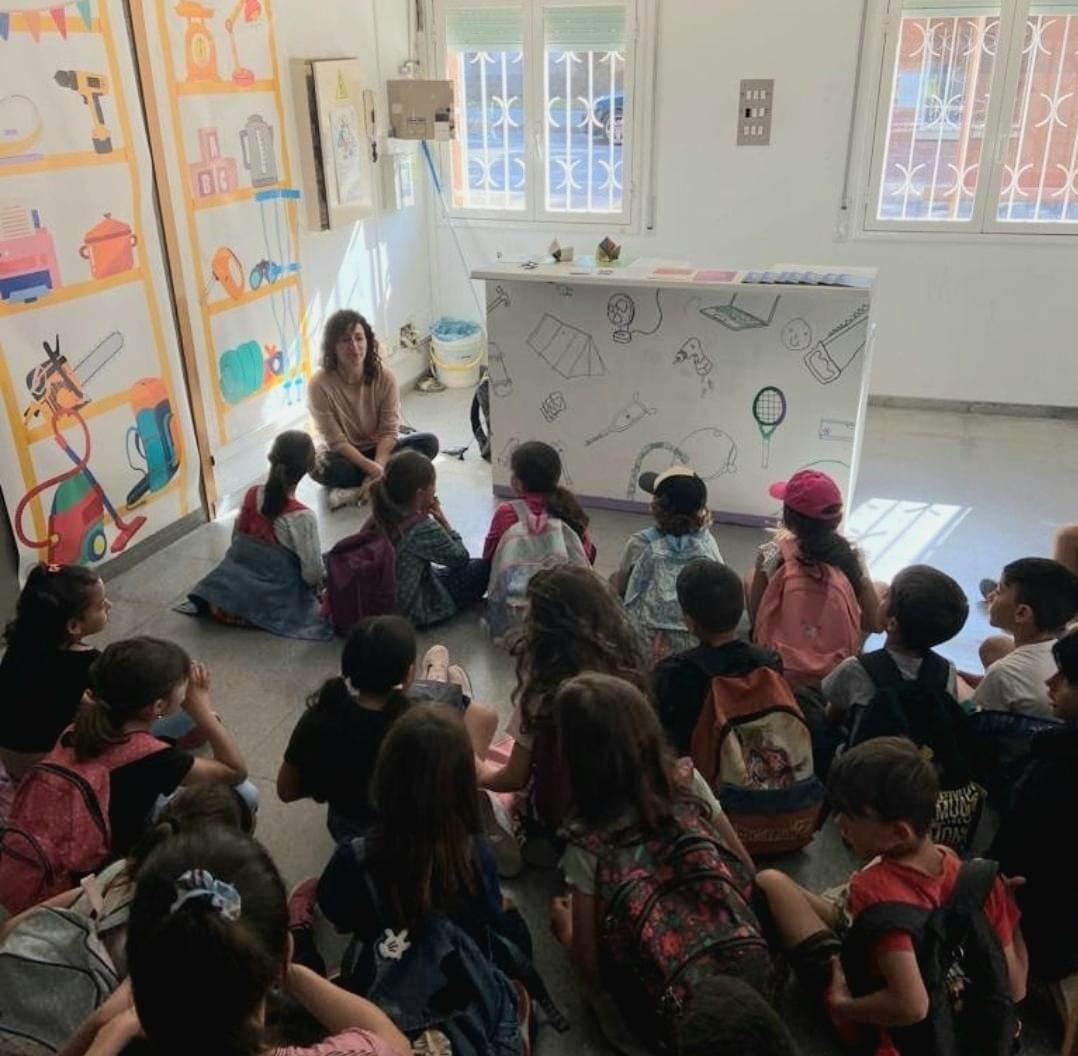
[781,318,813,352]
[607,294,635,328]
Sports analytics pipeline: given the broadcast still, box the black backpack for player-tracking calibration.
[471,375,492,461]
[841,858,1018,1056]
[849,650,985,851]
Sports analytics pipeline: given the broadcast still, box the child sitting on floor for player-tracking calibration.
[0,565,110,797]
[483,440,596,564]
[551,673,762,1051]
[367,450,488,627]
[479,565,650,861]
[278,615,496,842]
[990,628,1078,991]
[611,467,724,661]
[758,738,1026,1056]
[185,430,330,640]
[748,470,880,687]
[70,828,410,1056]
[976,557,1078,719]
[655,559,782,755]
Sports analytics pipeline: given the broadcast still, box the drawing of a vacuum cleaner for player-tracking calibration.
[15,333,157,564]
[803,306,869,385]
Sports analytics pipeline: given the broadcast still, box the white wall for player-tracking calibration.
[428,0,1078,408]
[276,0,432,385]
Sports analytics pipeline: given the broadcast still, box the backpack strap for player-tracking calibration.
[915,650,951,692]
[471,378,491,460]
[859,649,905,690]
[842,899,934,997]
[511,500,545,533]
[946,858,998,915]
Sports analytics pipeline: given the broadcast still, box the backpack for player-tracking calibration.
[323,514,423,635]
[965,709,1060,812]
[850,650,985,853]
[486,501,589,643]
[753,537,862,687]
[576,800,772,1048]
[841,858,1018,1056]
[338,838,562,1055]
[471,375,492,461]
[689,665,825,855]
[0,863,132,1055]
[0,731,161,916]
[624,529,721,662]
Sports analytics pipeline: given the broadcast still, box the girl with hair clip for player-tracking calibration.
[550,673,765,1052]
[308,308,439,510]
[483,440,596,564]
[312,705,541,1053]
[278,615,496,842]
[479,566,651,861]
[61,828,410,1056]
[0,564,111,796]
[366,449,488,627]
[184,431,332,639]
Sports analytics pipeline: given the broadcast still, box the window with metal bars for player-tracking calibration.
[866,0,1078,232]
[435,0,646,224]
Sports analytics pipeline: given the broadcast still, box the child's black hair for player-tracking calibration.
[675,975,797,1056]
[262,430,315,520]
[886,564,969,652]
[827,736,939,837]
[510,440,590,544]
[4,563,100,652]
[1001,557,1078,633]
[126,828,288,1056]
[307,615,415,726]
[369,449,435,539]
[676,559,744,635]
[74,637,191,761]
[1054,627,1078,684]
[782,506,864,598]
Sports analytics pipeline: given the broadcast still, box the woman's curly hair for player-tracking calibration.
[511,565,650,734]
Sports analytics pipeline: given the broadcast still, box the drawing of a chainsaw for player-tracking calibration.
[23,331,124,423]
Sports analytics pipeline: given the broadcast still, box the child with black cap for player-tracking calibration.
[611,466,724,661]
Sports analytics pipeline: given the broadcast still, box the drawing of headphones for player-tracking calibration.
[211,247,245,301]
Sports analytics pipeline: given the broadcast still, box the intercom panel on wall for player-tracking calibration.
[292,58,376,230]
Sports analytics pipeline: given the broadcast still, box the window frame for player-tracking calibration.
[430,0,654,230]
[861,0,1078,236]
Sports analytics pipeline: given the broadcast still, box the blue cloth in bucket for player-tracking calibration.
[176,534,333,641]
[431,317,482,342]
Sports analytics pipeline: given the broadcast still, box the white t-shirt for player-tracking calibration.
[973,639,1057,719]
[822,649,960,722]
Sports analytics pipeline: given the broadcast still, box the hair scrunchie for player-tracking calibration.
[168,869,242,921]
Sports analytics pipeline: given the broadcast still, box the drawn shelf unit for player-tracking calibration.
[0,0,201,577]
[131,0,311,481]
[473,262,877,526]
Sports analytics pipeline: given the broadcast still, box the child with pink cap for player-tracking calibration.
[748,470,881,687]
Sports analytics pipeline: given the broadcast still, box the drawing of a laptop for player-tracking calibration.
[700,294,780,331]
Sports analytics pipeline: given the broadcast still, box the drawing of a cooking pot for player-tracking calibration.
[79,213,138,279]
[219,339,265,405]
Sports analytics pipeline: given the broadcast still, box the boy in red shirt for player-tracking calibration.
[758,738,1027,1054]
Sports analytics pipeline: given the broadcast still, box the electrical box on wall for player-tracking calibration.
[386,79,455,140]
[737,79,774,146]
[292,58,376,230]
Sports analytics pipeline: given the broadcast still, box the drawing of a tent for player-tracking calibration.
[527,314,606,379]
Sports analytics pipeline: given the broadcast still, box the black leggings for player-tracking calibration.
[311,432,440,488]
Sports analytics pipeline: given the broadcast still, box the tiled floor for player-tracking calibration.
[96,389,1076,1055]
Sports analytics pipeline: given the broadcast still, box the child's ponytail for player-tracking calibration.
[510,441,590,541]
[261,430,315,520]
[545,484,590,542]
[369,449,435,539]
[126,829,288,1056]
[4,563,99,653]
[783,506,865,597]
[73,637,191,760]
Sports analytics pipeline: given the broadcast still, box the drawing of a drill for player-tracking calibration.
[54,70,113,154]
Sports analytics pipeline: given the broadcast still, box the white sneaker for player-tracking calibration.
[328,486,364,510]
[478,789,523,878]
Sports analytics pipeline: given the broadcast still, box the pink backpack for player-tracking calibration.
[323,514,423,636]
[753,537,862,687]
[0,731,163,915]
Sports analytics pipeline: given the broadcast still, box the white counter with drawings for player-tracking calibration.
[472,262,876,525]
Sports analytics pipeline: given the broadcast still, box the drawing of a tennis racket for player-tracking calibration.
[752,386,787,468]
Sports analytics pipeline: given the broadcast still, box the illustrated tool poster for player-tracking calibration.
[0,0,200,577]
[484,280,873,523]
[136,0,311,463]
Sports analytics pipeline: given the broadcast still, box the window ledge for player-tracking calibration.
[435,211,643,235]
[851,224,1078,247]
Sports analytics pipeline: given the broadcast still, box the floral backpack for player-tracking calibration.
[572,790,771,1047]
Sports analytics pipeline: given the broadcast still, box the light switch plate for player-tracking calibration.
[738,78,774,146]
